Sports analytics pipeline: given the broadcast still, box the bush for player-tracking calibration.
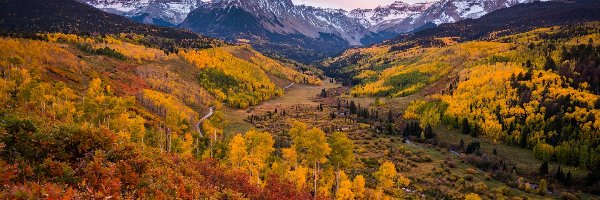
[560,192,579,200]
[534,143,554,161]
[464,174,474,181]
[555,142,578,166]
[538,179,547,196]
[474,182,488,194]
[540,161,549,175]
[465,193,481,200]
[465,141,480,154]
[466,168,478,175]
[524,183,535,193]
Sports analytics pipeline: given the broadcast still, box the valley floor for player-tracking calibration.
[220,78,598,198]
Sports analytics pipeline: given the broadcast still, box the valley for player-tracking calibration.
[219,74,596,198]
[0,0,599,199]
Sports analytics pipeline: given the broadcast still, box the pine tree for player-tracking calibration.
[544,56,557,71]
[402,124,410,138]
[566,171,572,186]
[540,161,549,175]
[349,101,357,115]
[556,166,565,183]
[424,124,435,140]
[462,118,470,135]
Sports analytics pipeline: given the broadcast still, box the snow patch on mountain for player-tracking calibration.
[83,0,553,46]
[79,0,207,25]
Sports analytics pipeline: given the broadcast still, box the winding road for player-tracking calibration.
[196,82,292,137]
[196,106,214,137]
[284,82,294,89]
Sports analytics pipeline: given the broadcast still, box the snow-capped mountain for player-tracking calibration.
[78,0,207,26]
[381,0,549,33]
[181,0,371,45]
[347,1,435,32]
[80,0,546,44]
[80,0,552,63]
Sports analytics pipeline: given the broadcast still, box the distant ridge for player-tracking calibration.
[386,0,600,50]
[0,0,222,48]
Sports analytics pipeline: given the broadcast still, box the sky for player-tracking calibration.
[291,0,431,10]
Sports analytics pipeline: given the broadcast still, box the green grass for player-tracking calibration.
[435,126,589,179]
[434,126,600,199]
[394,141,540,198]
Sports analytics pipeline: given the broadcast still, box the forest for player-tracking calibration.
[0,33,333,198]
[322,23,600,197]
[1,2,600,197]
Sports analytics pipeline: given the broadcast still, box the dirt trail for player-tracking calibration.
[196,106,214,137]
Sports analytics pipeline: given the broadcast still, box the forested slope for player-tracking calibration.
[0,31,321,198]
[324,21,600,193]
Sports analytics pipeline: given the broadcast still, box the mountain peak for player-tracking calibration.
[79,0,206,25]
[389,1,409,8]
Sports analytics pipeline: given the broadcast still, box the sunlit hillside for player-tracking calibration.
[0,33,322,198]
[2,0,600,199]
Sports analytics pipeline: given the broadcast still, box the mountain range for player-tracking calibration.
[79,0,546,63]
[76,0,207,26]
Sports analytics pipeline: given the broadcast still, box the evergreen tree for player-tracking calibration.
[566,171,572,186]
[465,141,480,154]
[349,101,357,114]
[520,127,530,148]
[424,124,435,140]
[539,161,549,175]
[386,123,396,135]
[556,166,565,183]
[544,56,557,71]
[462,118,470,135]
[471,124,480,137]
[525,60,533,69]
[402,124,410,138]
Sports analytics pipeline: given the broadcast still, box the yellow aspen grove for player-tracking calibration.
[243,130,275,185]
[2,6,600,198]
[228,134,247,169]
[352,175,366,200]
[329,132,355,196]
[375,161,397,200]
[287,166,309,190]
[289,121,331,198]
[465,193,482,200]
[336,171,354,200]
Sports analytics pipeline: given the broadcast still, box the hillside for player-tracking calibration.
[322,20,600,192]
[384,0,600,50]
[0,0,223,51]
[323,0,600,81]
[1,0,600,199]
[0,32,322,198]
